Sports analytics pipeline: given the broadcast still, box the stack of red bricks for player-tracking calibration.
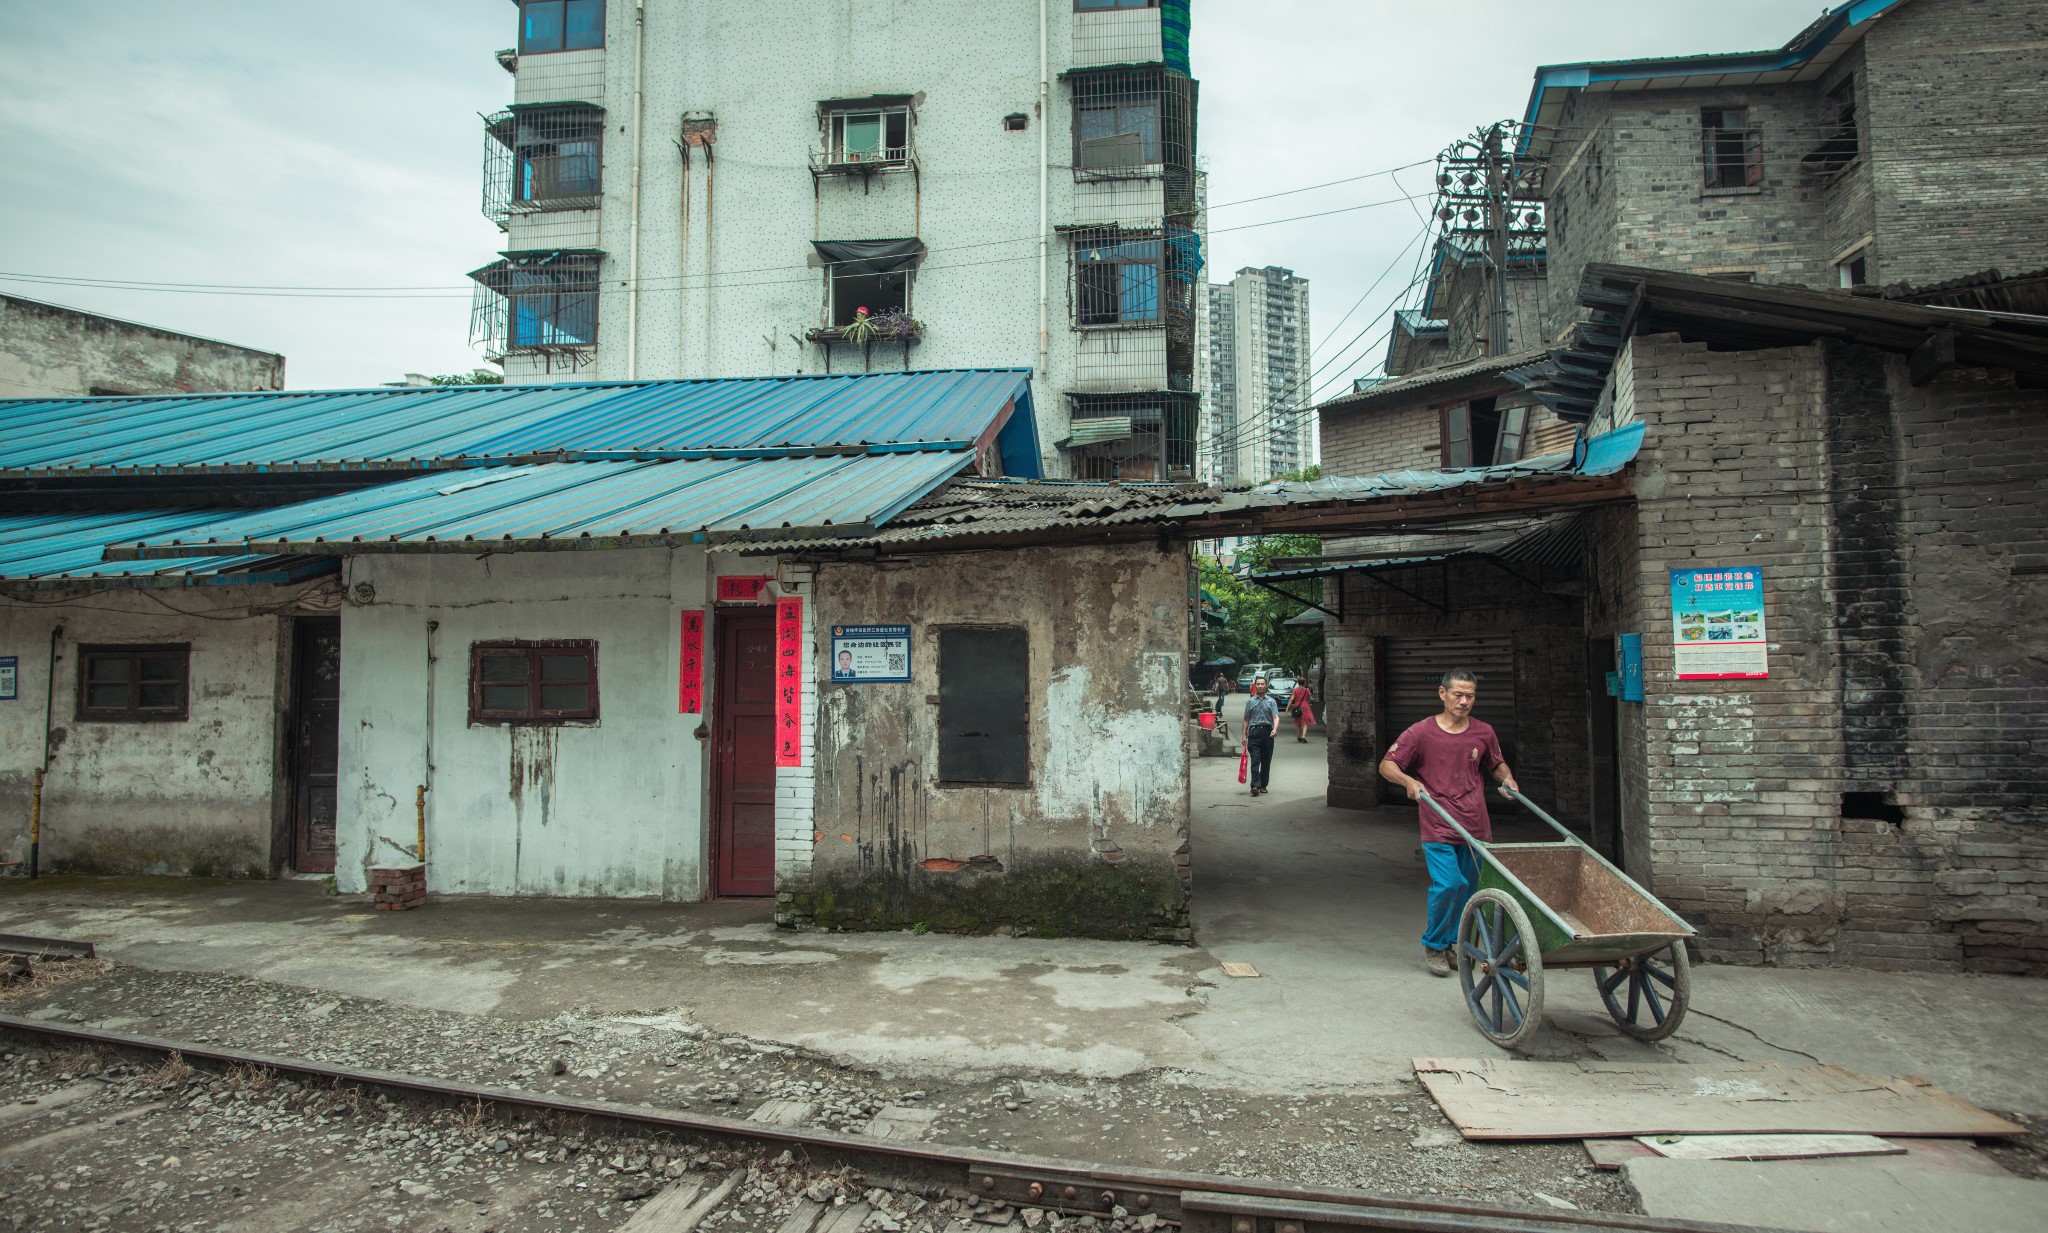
[369,865,427,911]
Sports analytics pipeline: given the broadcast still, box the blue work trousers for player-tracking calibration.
[1420,841,1479,951]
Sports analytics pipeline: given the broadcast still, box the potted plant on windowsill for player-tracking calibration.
[806,306,924,345]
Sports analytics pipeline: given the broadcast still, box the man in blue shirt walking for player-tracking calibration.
[1242,677,1281,796]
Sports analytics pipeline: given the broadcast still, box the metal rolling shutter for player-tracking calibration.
[1380,635,1518,803]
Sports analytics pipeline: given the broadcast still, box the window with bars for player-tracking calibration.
[1073,73,1162,171]
[1701,107,1764,189]
[483,106,604,222]
[470,251,602,356]
[1077,0,1159,9]
[78,644,189,722]
[1074,233,1162,326]
[470,641,599,724]
[519,0,604,53]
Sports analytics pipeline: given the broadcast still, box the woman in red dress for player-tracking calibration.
[1289,680,1316,742]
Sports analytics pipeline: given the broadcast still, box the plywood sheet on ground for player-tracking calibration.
[1638,1133,1903,1161]
[1413,1058,2024,1140]
[1624,1158,2046,1233]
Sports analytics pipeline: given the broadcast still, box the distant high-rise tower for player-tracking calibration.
[1202,266,1310,483]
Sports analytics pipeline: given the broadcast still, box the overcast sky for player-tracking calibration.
[0,0,1823,392]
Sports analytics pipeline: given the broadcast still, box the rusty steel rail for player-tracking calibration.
[0,1014,1788,1233]
[0,933,96,960]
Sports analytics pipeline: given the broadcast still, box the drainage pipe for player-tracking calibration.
[30,625,61,879]
[420,619,438,864]
[625,0,648,379]
[1037,0,1050,451]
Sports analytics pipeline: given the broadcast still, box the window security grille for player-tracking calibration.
[518,0,604,54]
[482,106,605,225]
[469,251,602,364]
[821,107,910,168]
[1074,232,1162,326]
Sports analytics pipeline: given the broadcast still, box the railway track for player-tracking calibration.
[0,1012,1787,1233]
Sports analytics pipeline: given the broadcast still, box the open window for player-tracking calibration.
[1805,78,1860,174]
[1442,397,1508,468]
[817,98,913,171]
[1701,107,1763,190]
[812,239,925,333]
[1073,231,1161,327]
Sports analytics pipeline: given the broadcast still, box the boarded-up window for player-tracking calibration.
[938,628,1029,784]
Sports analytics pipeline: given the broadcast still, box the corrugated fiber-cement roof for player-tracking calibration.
[0,368,1034,477]
[0,509,336,589]
[106,451,972,559]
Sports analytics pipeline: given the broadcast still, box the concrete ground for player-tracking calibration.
[3,694,2047,1119]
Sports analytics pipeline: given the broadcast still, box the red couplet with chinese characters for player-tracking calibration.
[679,609,705,713]
[774,597,803,767]
[717,576,770,603]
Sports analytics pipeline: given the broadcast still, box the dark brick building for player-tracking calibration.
[1302,0,2048,975]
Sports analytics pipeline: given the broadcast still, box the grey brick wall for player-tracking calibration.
[1619,331,2048,974]
[1319,401,1441,477]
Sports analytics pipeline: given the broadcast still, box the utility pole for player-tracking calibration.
[1483,123,1511,357]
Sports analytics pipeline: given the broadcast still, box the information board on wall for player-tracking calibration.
[678,610,704,713]
[774,597,804,767]
[829,624,910,683]
[1670,567,1768,680]
[0,656,16,701]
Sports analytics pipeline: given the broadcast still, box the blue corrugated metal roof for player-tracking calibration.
[0,368,1040,478]
[106,452,973,559]
[0,510,336,588]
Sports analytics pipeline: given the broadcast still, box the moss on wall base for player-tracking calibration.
[779,854,1192,943]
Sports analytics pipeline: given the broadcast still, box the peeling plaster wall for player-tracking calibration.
[796,543,1193,940]
[0,585,320,876]
[337,549,709,900]
[0,295,283,398]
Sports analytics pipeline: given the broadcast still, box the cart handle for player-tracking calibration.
[1500,787,1585,847]
[1416,790,1486,850]
[1416,790,1583,941]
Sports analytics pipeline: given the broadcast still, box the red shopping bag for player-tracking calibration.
[1238,744,1249,784]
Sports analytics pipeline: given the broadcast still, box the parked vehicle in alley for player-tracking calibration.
[1266,676,1298,706]
[1235,663,1278,691]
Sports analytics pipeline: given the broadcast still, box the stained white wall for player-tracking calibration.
[486,0,1182,474]
[338,548,708,898]
[0,585,317,876]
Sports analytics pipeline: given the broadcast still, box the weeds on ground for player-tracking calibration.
[0,956,114,1009]
[222,1062,279,1096]
[144,1050,192,1092]
[51,1044,110,1078]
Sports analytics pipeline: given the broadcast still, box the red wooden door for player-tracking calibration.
[289,617,341,874]
[713,610,777,896]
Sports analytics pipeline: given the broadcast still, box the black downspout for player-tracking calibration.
[31,625,62,878]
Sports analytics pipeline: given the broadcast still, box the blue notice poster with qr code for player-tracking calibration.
[829,624,911,684]
[1670,567,1768,680]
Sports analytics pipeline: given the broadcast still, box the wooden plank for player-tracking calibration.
[620,1169,745,1233]
[1412,1057,2026,1141]
[1584,1139,1655,1171]
[748,1099,815,1127]
[774,1201,829,1233]
[1220,961,1261,978]
[1638,1134,1906,1162]
[861,1105,939,1142]
[812,1202,873,1233]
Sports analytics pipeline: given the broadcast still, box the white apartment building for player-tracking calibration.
[470,0,1201,480]
[1203,265,1311,484]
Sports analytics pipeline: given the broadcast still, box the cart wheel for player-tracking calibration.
[1457,888,1545,1050]
[1593,942,1691,1041]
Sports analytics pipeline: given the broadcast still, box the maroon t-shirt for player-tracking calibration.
[1386,716,1504,845]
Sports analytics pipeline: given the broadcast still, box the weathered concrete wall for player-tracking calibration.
[796,543,1193,940]
[0,585,323,876]
[0,295,284,398]
[1321,558,1590,822]
[337,549,710,900]
[1621,331,2048,974]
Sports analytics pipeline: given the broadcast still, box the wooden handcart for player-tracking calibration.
[1421,788,1697,1050]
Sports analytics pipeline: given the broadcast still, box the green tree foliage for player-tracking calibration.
[1198,532,1324,675]
[427,370,504,385]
